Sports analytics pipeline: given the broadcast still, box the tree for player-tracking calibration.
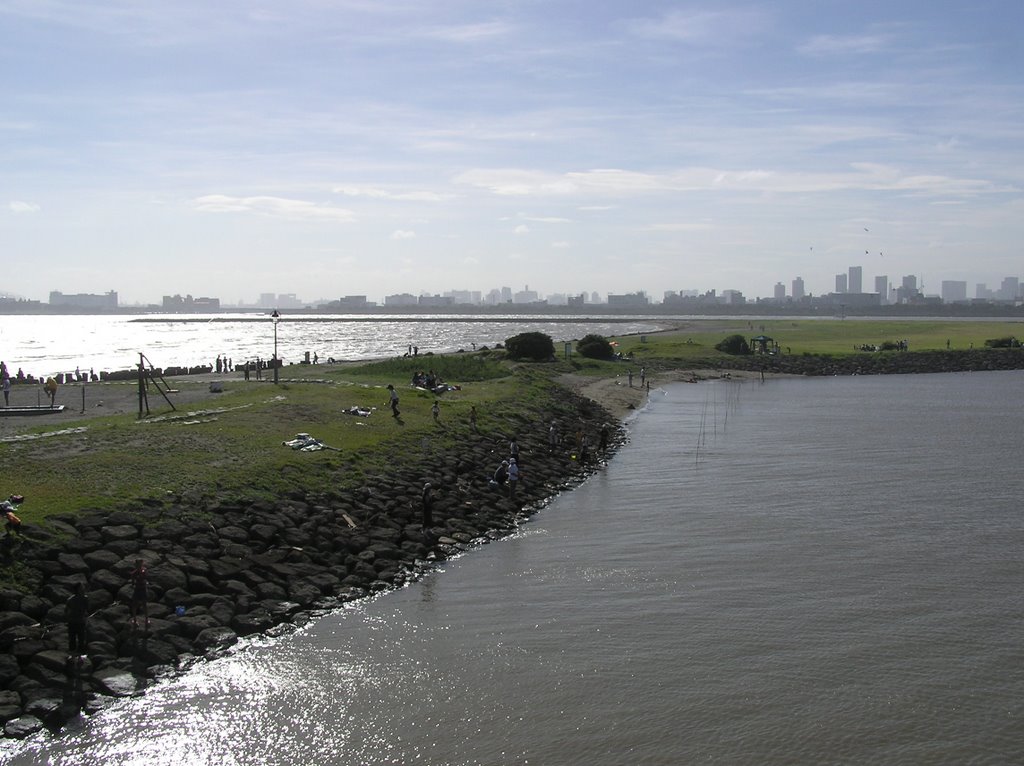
[505,331,555,361]
[714,334,751,355]
[576,333,615,360]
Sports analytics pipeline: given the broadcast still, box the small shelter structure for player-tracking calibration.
[750,335,777,355]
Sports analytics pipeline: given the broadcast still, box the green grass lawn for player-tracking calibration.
[4,360,521,521]
[609,318,1024,361]
[6,320,1023,521]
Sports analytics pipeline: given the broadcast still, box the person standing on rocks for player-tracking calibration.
[599,423,610,452]
[2,374,10,406]
[469,405,478,432]
[387,384,400,417]
[66,582,89,661]
[492,460,509,488]
[431,400,440,422]
[507,457,520,499]
[421,482,434,530]
[129,559,149,630]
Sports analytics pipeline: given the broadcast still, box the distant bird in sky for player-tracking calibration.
[864,227,870,232]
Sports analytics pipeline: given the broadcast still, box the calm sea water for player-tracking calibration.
[0,315,664,378]
[4,371,1022,765]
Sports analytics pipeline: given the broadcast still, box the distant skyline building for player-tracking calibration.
[792,276,805,300]
[998,277,1020,302]
[384,293,418,307]
[874,275,889,305]
[513,285,540,304]
[835,273,848,294]
[607,291,650,308]
[941,280,968,303]
[848,266,863,294]
[774,282,786,300]
[50,290,119,309]
[162,293,220,311]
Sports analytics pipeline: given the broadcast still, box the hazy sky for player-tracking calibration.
[3,1,1023,305]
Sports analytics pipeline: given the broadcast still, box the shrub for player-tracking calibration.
[984,337,1019,348]
[505,331,555,361]
[714,334,751,355]
[576,333,615,360]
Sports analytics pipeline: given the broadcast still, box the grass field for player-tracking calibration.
[609,318,1024,361]
[5,317,1022,521]
[1,353,567,521]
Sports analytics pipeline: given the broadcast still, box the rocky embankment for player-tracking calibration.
[0,388,620,740]
[718,348,1024,377]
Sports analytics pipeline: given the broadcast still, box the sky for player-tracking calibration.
[2,0,1023,305]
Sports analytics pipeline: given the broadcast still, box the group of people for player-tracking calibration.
[0,360,106,408]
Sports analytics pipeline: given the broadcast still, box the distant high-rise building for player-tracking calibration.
[902,275,918,292]
[848,266,863,294]
[500,286,512,303]
[773,282,786,300]
[792,276,805,300]
[835,273,848,293]
[976,283,993,300]
[874,275,888,305]
[941,281,968,303]
[998,277,1020,302]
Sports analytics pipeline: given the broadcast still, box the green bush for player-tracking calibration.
[714,334,751,355]
[576,333,615,360]
[984,337,1019,348]
[505,331,555,361]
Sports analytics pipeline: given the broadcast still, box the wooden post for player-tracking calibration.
[138,354,149,417]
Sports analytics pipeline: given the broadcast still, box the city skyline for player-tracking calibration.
[28,259,1024,309]
[3,2,1023,305]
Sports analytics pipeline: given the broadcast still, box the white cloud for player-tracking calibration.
[192,195,355,222]
[649,223,714,232]
[798,34,892,57]
[626,9,767,44]
[9,200,40,214]
[551,241,571,249]
[333,186,454,202]
[523,216,572,223]
[391,229,416,240]
[456,164,1009,199]
[417,21,514,43]
[514,224,530,235]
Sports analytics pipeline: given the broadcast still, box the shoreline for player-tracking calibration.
[3,349,1024,740]
[0,374,627,740]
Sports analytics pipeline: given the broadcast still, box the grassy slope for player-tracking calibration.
[6,319,1022,521]
[5,354,519,521]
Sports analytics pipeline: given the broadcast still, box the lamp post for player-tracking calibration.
[271,309,280,384]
